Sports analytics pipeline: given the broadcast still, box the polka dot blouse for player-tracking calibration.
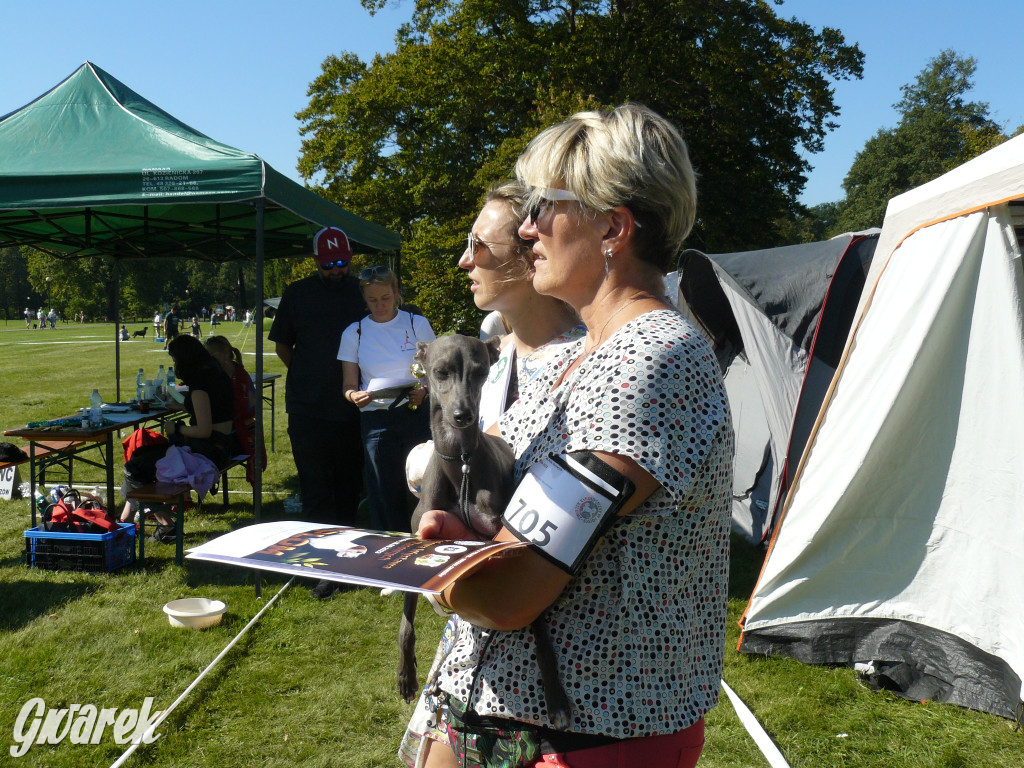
[434,309,734,737]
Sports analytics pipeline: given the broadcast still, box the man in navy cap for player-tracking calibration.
[269,226,367,598]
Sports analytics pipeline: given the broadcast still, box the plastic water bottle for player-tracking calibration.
[167,366,176,393]
[156,365,166,396]
[91,485,107,507]
[136,368,145,402]
[89,389,102,426]
[34,486,48,510]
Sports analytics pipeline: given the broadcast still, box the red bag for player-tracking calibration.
[43,489,118,533]
[122,428,168,463]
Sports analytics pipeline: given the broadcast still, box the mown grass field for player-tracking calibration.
[0,321,1020,767]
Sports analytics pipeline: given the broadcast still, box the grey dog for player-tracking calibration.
[397,333,572,730]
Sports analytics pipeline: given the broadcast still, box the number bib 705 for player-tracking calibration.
[501,452,634,574]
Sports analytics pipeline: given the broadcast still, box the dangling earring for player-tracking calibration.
[603,248,613,279]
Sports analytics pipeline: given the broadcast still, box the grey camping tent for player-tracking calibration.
[677,232,877,543]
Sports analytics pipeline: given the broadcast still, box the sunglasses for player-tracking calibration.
[466,231,522,256]
[359,265,393,283]
[527,187,580,223]
[318,259,351,270]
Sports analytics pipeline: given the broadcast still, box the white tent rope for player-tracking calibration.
[721,678,791,768]
[108,577,295,768]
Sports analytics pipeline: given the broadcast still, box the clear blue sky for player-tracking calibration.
[3,0,1022,207]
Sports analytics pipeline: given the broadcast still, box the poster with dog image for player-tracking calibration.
[186,521,524,594]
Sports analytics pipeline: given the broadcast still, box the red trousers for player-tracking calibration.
[533,719,705,768]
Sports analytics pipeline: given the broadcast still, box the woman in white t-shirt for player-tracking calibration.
[339,266,435,531]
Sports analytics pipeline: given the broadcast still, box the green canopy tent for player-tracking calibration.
[0,61,400,529]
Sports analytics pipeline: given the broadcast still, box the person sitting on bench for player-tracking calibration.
[119,335,236,543]
[205,335,266,482]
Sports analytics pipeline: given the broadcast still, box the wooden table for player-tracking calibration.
[4,405,180,527]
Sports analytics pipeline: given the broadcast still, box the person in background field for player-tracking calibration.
[191,316,202,338]
[154,310,162,336]
[163,304,181,350]
[205,335,266,484]
[37,308,44,330]
[340,265,434,536]
[414,104,732,768]
[24,308,31,328]
[119,324,129,341]
[268,226,368,600]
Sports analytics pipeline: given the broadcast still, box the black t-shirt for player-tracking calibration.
[268,272,366,421]
[184,362,234,425]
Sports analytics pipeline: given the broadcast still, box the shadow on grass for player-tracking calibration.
[183,557,296,590]
[1,551,30,569]
[0,578,99,632]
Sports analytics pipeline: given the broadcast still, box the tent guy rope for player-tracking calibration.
[108,577,295,768]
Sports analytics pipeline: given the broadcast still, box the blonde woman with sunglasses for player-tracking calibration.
[416,104,733,768]
[339,265,435,533]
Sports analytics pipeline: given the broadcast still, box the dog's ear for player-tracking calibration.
[414,340,431,365]
[484,336,502,365]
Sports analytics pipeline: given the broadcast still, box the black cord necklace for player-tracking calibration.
[434,446,476,534]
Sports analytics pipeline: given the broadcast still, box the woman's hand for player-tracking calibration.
[407,386,427,408]
[349,390,372,408]
[417,509,488,541]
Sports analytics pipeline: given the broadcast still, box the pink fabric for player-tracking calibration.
[156,445,219,497]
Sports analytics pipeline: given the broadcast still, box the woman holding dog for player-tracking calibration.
[415,104,733,768]
[340,265,435,532]
[400,181,584,768]
[461,181,583,430]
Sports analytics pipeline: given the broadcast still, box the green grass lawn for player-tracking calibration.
[0,321,1020,766]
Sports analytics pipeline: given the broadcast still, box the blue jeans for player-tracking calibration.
[360,405,430,532]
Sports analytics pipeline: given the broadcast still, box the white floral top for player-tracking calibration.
[434,309,734,737]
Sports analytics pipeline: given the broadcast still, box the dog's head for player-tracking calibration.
[415,335,500,431]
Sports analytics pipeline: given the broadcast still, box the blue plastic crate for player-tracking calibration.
[24,522,136,572]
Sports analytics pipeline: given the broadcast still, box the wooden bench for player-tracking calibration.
[127,482,192,565]
[127,454,249,566]
[214,454,250,505]
[0,440,87,486]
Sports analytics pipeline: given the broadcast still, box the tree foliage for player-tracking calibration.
[832,50,1006,234]
[297,0,863,331]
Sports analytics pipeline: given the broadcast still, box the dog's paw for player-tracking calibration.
[548,702,572,732]
[397,668,420,703]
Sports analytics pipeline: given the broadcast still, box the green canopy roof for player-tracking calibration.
[0,61,400,260]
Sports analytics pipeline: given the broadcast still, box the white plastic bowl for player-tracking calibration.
[162,598,226,629]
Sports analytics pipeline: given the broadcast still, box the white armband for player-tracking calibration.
[501,452,635,575]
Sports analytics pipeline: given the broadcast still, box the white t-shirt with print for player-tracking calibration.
[338,311,435,410]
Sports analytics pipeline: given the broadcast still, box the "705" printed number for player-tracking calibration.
[505,498,558,547]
